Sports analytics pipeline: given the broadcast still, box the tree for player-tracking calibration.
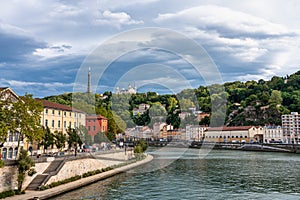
[67,127,82,157]
[0,100,8,146]
[7,94,44,158]
[77,125,92,146]
[17,149,35,192]
[269,90,283,107]
[54,130,66,151]
[40,127,55,153]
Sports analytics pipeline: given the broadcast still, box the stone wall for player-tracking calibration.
[0,166,18,192]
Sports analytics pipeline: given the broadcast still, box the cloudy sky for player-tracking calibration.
[0,0,300,97]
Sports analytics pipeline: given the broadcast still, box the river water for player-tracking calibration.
[51,148,300,200]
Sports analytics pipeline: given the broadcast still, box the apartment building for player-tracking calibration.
[282,112,300,144]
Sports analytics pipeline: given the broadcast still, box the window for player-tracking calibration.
[232,136,234,138]
[64,121,66,128]
[69,121,71,128]
[236,136,239,138]
[245,136,248,138]
[74,122,76,128]
[8,148,13,159]
[2,148,7,160]
[228,136,230,138]
[240,136,243,138]
[93,126,96,131]
[69,112,72,117]
[79,114,81,118]
[52,110,55,115]
[58,111,61,116]
[220,136,222,138]
[64,111,66,117]
[14,147,18,157]
[88,126,91,131]
[14,132,19,142]
[8,132,13,142]
[45,119,48,127]
[58,120,61,128]
[52,120,55,128]
[75,113,77,117]
[45,109,48,114]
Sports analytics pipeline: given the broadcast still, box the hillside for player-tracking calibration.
[43,70,300,129]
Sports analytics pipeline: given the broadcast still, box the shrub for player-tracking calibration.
[0,160,4,168]
[0,190,15,199]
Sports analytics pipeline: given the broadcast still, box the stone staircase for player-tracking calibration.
[26,158,65,190]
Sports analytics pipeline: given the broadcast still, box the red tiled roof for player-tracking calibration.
[36,99,85,113]
[86,115,107,120]
[207,126,254,131]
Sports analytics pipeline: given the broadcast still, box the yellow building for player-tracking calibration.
[37,99,86,134]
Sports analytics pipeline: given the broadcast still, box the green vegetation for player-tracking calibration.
[134,140,148,160]
[6,94,44,157]
[43,70,300,128]
[0,160,4,168]
[0,190,15,199]
[17,149,35,192]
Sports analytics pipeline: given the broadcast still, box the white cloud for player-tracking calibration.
[94,10,143,28]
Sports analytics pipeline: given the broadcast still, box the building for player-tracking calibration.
[263,126,283,143]
[282,112,300,144]
[203,126,263,143]
[86,115,108,139]
[115,83,137,94]
[186,125,206,142]
[37,99,86,134]
[0,87,21,160]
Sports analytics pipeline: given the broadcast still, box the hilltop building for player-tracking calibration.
[115,83,137,94]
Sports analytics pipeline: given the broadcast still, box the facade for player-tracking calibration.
[203,126,263,143]
[0,87,21,160]
[282,112,300,144]
[115,83,137,94]
[263,126,283,143]
[37,99,86,134]
[86,115,108,139]
[185,125,206,141]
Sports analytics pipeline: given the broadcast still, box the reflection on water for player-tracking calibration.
[51,149,300,200]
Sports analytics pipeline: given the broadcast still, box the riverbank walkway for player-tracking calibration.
[4,154,153,200]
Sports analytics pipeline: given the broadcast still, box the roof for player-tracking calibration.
[36,99,85,113]
[86,115,107,120]
[207,126,254,131]
[0,87,20,100]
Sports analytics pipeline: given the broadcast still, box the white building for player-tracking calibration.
[263,126,283,143]
[185,125,206,142]
[282,112,300,144]
[0,87,22,160]
[115,83,137,94]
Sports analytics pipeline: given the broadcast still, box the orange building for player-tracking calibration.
[86,115,108,139]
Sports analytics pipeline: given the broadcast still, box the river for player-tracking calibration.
[50,148,300,200]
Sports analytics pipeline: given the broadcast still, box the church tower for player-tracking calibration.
[87,67,92,94]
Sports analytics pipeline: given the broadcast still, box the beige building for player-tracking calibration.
[263,126,283,143]
[37,99,86,134]
[203,126,263,143]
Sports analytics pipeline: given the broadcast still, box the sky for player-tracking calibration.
[0,0,300,97]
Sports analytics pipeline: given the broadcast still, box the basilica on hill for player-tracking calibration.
[115,83,137,94]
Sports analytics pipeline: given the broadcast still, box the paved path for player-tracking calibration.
[4,154,153,200]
